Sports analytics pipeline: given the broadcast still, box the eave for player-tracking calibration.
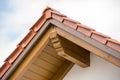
[0,7,120,80]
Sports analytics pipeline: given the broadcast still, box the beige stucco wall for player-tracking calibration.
[64,53,120,80]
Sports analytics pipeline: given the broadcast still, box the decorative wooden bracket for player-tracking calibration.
[50,31,90,68]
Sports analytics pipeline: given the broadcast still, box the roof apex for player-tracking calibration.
[0,7,120,79]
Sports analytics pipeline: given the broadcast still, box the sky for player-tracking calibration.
[0,0,120,67]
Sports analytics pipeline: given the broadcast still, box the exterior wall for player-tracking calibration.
[64,53,120,80]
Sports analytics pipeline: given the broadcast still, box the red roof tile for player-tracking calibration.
[18,30,36,48]
[0,62,11,78]
[91,31,110,44]
[0,7,120,78]
[5,46,23,64]
[77,24,95,37]
[63,17,80,29]
[52,13,65,22]
[106,39,120,52]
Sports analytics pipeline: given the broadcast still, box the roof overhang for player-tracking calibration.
[1,7,120,79]
[1,18,120,80]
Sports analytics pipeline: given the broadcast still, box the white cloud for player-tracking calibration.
[0,0,120,67]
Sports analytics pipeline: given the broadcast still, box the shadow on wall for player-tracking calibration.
[64,53,120,80]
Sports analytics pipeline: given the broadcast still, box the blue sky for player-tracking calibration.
[0,0,11,11]
[0,0,120,68]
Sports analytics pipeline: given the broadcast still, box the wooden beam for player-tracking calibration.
[50,31,90,67]
[51,60,74,80]
[56,28,120,67]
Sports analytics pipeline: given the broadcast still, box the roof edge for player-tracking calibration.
[1,6,120,79]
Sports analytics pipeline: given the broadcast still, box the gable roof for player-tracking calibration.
[0,7,120,79]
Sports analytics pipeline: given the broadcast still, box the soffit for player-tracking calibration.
[9,40,73,80]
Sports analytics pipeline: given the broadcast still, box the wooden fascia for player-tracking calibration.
[50,31,90,68]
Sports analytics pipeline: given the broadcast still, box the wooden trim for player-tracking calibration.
[56,28,120,67]
[9,27,52,80]
[50,31,90,67]
[51,60,74,80]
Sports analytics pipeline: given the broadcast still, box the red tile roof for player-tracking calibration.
[0,7,120,78]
